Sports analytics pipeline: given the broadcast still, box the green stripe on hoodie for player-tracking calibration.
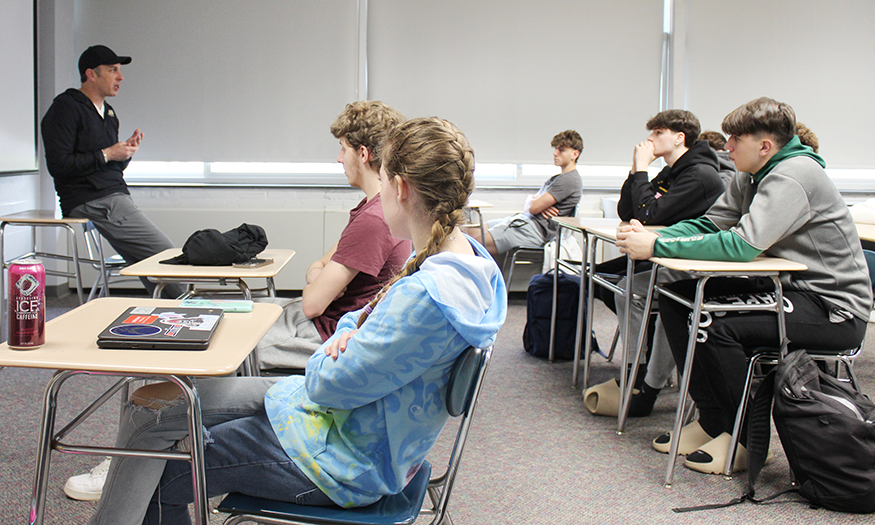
[652,136,824,261]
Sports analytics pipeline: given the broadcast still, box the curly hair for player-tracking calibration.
[722,97,796,149]
[550,130,584,156]
[329,101,405,169]
[795,122,819,153]
[357,117,475,327]
[698,130,726,151]
[646,110,701,148]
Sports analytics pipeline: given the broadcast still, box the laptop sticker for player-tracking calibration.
[110,324,162,337]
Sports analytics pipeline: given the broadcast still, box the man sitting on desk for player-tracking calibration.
[616,97,871,474]
[254,101,412,371]
[40,45,180,298]
[467,130,583,259]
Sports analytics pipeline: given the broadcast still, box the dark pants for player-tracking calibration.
[592,257,657,361]
[658,277,866,441]
[592,256,653,313]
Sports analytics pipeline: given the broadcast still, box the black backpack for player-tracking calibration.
[768,349,875,513]
[522,270,598,360]
[676,349,875,514]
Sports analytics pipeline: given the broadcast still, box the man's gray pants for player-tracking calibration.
[70,193,182,298]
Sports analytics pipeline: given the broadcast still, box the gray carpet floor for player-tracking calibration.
[1,291,874,523]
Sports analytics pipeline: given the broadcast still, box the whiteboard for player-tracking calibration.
[0,0,37,173]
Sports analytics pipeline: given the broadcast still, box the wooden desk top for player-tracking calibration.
[466,199,493,209]
[0,298,282,375]
[0,210,89,224]
[120,248,296,279]
[552,217,620,233]
[554,218,663,240]
[856,223,875,243]
[649,255,808,273]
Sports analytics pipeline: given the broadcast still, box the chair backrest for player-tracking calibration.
[427,345,492,524]
[446,346,485,416]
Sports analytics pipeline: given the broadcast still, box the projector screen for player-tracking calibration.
[0,0,37,173]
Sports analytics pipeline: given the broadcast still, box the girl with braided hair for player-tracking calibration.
[89,117,507,525]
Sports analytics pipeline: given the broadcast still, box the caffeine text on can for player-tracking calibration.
[8,258,46,350]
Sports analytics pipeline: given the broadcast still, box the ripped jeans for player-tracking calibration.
[90,376,334,525]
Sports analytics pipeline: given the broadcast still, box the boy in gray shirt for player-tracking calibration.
[469,130,583,258]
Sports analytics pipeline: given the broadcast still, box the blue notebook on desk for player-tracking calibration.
[96,306,224,350]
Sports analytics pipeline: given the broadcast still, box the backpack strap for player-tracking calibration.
[744,366,776,500]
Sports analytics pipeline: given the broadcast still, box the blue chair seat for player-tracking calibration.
[218,462,431,525]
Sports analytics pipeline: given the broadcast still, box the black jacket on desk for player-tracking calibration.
[41,88,131,216]
[617,139,724,226]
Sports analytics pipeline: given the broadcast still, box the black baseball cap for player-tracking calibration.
[78,45,131,76]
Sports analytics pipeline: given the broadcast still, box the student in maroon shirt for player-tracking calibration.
[255,101,412,371]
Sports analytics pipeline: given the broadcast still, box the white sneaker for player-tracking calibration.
[63,458,111,501]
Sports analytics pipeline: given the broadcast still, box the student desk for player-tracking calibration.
[550,218,635,391]
[551,218,664,395]
[119,248,296,300]
[0,210,94,342]
[464,199,493,242]
[629,255,807,486]
[856,223,875,244]
[0,297,282,525]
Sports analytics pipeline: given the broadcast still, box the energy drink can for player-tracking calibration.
[8,258,45,350]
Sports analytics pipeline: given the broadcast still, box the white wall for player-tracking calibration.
[0,173,41,261]
[681,0,875,169]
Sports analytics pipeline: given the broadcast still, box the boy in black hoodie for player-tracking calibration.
[586,110,724,417]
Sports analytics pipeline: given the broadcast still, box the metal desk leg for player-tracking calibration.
[615,255,635,433]
[618,267,658,434]
[548,231,562,362]
[30,370,76,524]
[236,279,252,301]
[570,233,587,380]
[475,208,487,248]
[664,277,710,487]
[266,277,276,297]
[579,232,598,389]
[63,223,85,304]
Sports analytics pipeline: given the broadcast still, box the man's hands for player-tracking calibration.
[631,140,656,173]
[324,329,358,360]
[616,219,658,260]
[104,128,144,162]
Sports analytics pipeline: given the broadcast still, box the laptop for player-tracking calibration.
[97,306,224,350]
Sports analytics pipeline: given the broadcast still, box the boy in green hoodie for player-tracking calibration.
[616,97,871,474]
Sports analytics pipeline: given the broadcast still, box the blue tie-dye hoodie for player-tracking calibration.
[265,236,507,507]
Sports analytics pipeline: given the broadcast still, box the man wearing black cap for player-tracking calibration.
[41,45,179,299]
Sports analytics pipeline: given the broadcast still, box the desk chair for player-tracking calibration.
[502,243,546,288]
[218,345,493,525]
[721,252,875,477]
[502,207,580,289]
[723,344,863,478]
[82,222,139,301]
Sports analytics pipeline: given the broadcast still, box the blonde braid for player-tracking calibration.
[356,117,475,328]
